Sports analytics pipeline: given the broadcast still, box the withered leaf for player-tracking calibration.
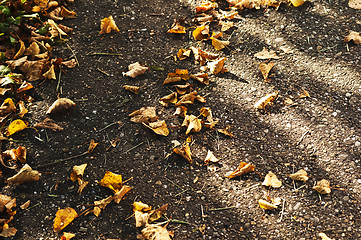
[18,101,28,118]
[149,204,168,223]
[34,118,64,132]
[204,150,219,165]
[99,15,119,34]
[193,25,209,41]
[93,195,113,217]
[0,195,13,213]
[226,162,255,178]
[262,171,282,188]
[177,48,191,60]
[0,227,17,238]
[53,207,78,232]
[61,232,76,240]
[196,1,218,12]
[175,83,192,95]
[173,143,192,164]
[349,0,361,9]
[167,19,186,34]
[175,91,200,106]
[211,37,230,51]
[99,171,122,193]
[159,92,177,107]
[70,164,87,182]
[135,210,150,228]
[190,72,209,85]
[143,120,169,136]
[129,107,158,123]
[46,98,76,115]
[259,61,274,81]
[254,48,279,60]
[7,164,41,184]
[20,200,30,210]
[123,85,141,94]
[289,169,309,182]
[313,179,331,194]
[182,115,202,134]
[191,47,219,65]
[298,90,310,99]
[319,232,334,240]
[123,62,149,78]
[60,6,76,18]
[290,0,306,7]
[61,59,77,68]
[173,106,187,118]
[259,199,278,210]
[219,20,234,32]
[43,65,56,80]
[87,139,98,153]
[14,40,25,60]
[0,98,16,116]
[217,126,233,137]
[3,146,27,164]
[207,57,227,75]
[344,31,361,44]
[133,201,152,212]
[48,19,67,38]
[114,185,132,204]
[141,224,172,240]
[254,91,278,110]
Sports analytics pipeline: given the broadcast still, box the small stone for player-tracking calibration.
[355,141,360,147]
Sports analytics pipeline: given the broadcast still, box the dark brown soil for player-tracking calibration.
[3,0,361,239]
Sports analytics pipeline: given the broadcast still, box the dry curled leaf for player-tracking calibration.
[177,48,191,60]
[7,164,41,184]
[196,1,218,12]
[53,208,78,232]
[20,200,30,210]
[43,65,56,80]
[61,59,77,68]
[129,107,159,123]
[191,47,219,65]
[226,162,255,178]
[167,19,186,34]
[149,204,168,223]
[141,224,172,240]
[259,61,274,82]
[48,19,67,38]
[0,98,16,116]
[190,72,209,85]
[173,143,192,164]
[211,37,230,51]
[14,39,25,60]
[0,227,17,238]
[207,57,227,75]
[344,31,361,44]
[173,106,187,118]
[93,195,113,217]
[34,118,64,132]
[175,83,192,95]
[46,98,76,115]
[3,146,27,164]
[0,195,14,213]
[114,185,132,204]
[143,120,169,136]
[6,119,28,136]
[254,91,278,111]
[70,164,88,194]
[204,150,219,165]
[182,115,202,134]
[159,92,177,107]
[133,201,152,212]
[193,25,209,41]
[259,199,278,210]
[298,90,310,99]
[254,48,279,60]
[313,179,331,194]
[217,126,233,137]
[123,85,141,94]
[61,232,76,240]
[18,101,28,118]
[262,171,282,188]
[290,0,306,7]
[289,169,309,182]
[99,15,119,34]
[349,0,361,9]
[135,210,150,228]
[123,62,149,78]
[319,232,334,240]
[99,171,123,193]
[219,20,234,32]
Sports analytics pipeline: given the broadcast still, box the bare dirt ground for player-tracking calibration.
[3,0,361,239]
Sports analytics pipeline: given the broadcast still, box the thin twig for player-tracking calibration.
[165,177,184,191]
[35,151,88,168]
[97,68,110,76]
[241,183,260,192]
[297,130,309,145]
[97,121,123,132]
[123,177,134,184]
[122,142,144,155]
[208,206,236,211]
[66,43,79,66]
[25,202,41,211]
[277,199,286,223]
[86,52,123,56]
[56,67,62,92]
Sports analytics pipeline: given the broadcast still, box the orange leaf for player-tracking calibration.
[6,119,28,136]
[53,207,78,232]
[99,15,119,34]
[226,162,255,178]
[173,143,192,164]
[99,171,122,193]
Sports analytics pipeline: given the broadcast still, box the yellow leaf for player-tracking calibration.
[53,207,78,232]
[173,143,192,164]
[290,0,306,7]
[193,25,209,41]
[114,185,132,204]
[262,171,282,188]
[14,40,25,60]
[177,48,191,60]
[93,195,113,217]
[133,201,152,212]
[123,85,141,94]
[298,90,310,98]
[175,83,192,95]
[70,164,87,182]
[61,232,76,240]
[182,115,202,134]
[254,91,278,111]
[217,126,233,137]
[211,37,229,51]
[0,98,16,116]
[173,106,187,118]
[87,139,98,153]
[259,199,278,210]
[175,91,199,106]
[289,169,309,182]
[99,171,122,193]
[99,15,119,35]
[207,57,226,75]
[149,204,168,223]
[226,162,255,178]
[313,179,331,194]
[7,119,28,136]
[167,20,186,34]
[159,92,177,107]
[143,120,169,136]
[7,164,41,184]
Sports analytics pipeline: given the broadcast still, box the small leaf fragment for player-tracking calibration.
[204,150,219,165]
[46,98,76,115]
[319,232,334,240]
[0,227,17,238]
[167,19,186,34]
[190,72,209,85]
[133,201,152,212]
[226,162,255,178]
[173,143,192,164]
[143,120,169,136]
[123,62,149,78]
[313,179,331,194]
[34,118,64,131]
[149,204,168,223]
[349,0,361,9]
[217,126,233,137]
[259,61,274,81]
[259,199,278,210]
[262,171,282,188]
[289,169,309,182]
[87,139,99,153]
[7,164,41,184]
[254,48,279,60]
[141,224,172,240]
[99,15,119,34]
[290,0,306,7]
[129,107,159,123]
[53,207,78,232]
[114,185,132,204]
[211,37,230,51]
[182,115,202,134]
[123,85,141,94]
[207,57,227,75]
[193,25,209,41]
[344,31,361,44]
[93,195,113,217]
[159,92,177,107]
[61,232,76,240]
[254,91,278,111]
[20,200,30,210]
[177,48,191,60]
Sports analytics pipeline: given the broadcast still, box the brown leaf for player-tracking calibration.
[0,98,16,116]
[123,85,141,94]
[254,48,279,60]
[204,150,219,165]
[34,118,64,132]
[14,40,25,59]
[114,185,132,204]
[298,90,310,99]
[226,162,255,178]
[141,224,171,240]
[149,204,168,223]
[289,169,309,182]
[46,98,76,115]
[48,19,67,38]
[70,164,87,182]
[43,64,56,80]
[319,232,334,240]
[349,0,361,9]
[344,31,361,44]
[143,120,169,136]
[60,6,77,18]
[262,171,282,188]
[313,179,331,194]
[190,72,209,85]
[87,139,98,153]
[177,48,191,60]
[254,91,278,110]
[61,59,77,68]
[217,126,233,137]
[61,232,76,240]
[259,199,278,210]
[0,195,13,213]
[174,83,192,95]
[182,115,202,134]
[211,37,230,51]
[175,91,198,106]
[129,107,158,123]
[0,227,17,238]
[53,207,78,232]
[99,15,119,34]
[193,25,209,41]
[20,200,30,210]
[159,92,177,107]
[18,101,28,118]
[93,195,113,217]
[123,62,149,78]
[7,164,41,184]
[135,210,150,228]
[173,143,192,164]
[167,19,186,34]
[219,20,234,32]
[259,61,274,81]
[191,47,219,65]
[3,146,27,164]
[173,106,187,118]
[207,57,227,75]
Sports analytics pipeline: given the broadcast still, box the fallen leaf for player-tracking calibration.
[200,107,214,123]
[7,164,41,184]
[167,19,186,34]
[193,15,213,25]
[319,232,334,240]
[298,90,310,98]
[34,118,64,131]
[204,150,219,164]
[349,0,361,9]
[133,201,152,212]
[46,98,76,115]
[313,179,331,194]
[177,48,191,60]
[219,20,234,32]
[7,119,28,136]
[61,232,76,240]
[60,6,77,18]
[114,185,132,204]
[42,65,56,80]
[135,211,150,228]
[53,207,78,232]
[99,16,119,34]
[141,224,172,240]
[159,92,177,107]
[149,204,168,223]
[289,169,309,182]
[290,0,306,7]
[211,37,230,51]
[175,83,192,95]
[99,171,123,193]
[123,62,149,78]
[129,107,159,123]
[280,46,293,54]
[182,115,202,134]
[163,76,182,84]
[344,31,361,44]
[0,98,16,116]
[262,171,282,188]
[0,195,13,213]
[191,47,219,65]
[254,48,279,60]
[143,120,169,136]
[173,143,192,164]
[0,227,17,238]
[231,0,281,10]
[18,101,28,118]
[207,57,227,75]
[167,69,190,81]
[3,146,27,164]
[173,106,187,118]
[254,91,278,111]
[190,72,209,85]
[175,91,204,106]
[259,199,278,210]
[217,126,233,137]
[20,200,30,210]
[123,85,141,94]
[259,61,274,81]
[14,40,25,59]
[196,2,218,12]
[70,164,88,193]
[193,25,209,41]
[17,82,34,93]
[48,19,67,38]
[93,195,113,217]
[62,59,77,68]
[226,162,255,178]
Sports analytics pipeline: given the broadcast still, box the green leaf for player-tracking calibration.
[0,6,10,16]
[0,22,9,34]
[9,36,17,44]
[36,24,49,35]
[0,65,10,77]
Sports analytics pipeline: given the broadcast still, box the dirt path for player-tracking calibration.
[6,0,361,239]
